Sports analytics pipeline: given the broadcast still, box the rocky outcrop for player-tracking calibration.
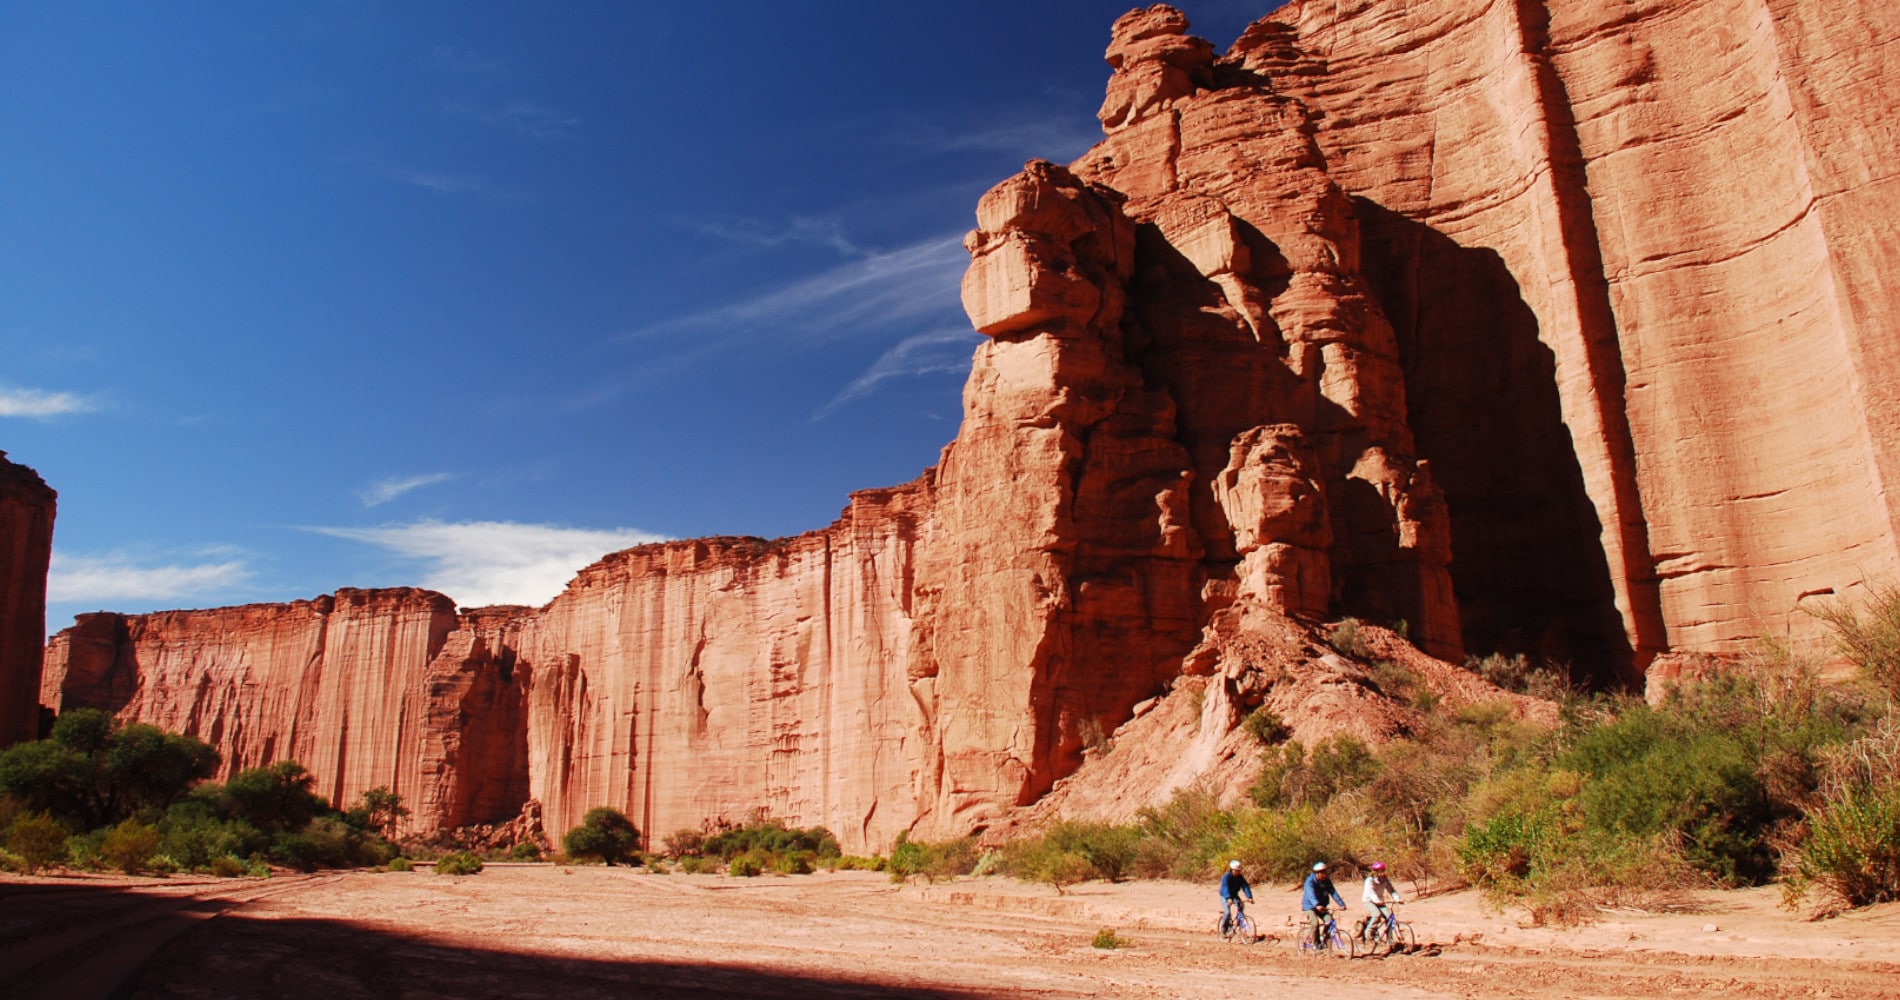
[37,0,1900,846]
[0,452,55,747]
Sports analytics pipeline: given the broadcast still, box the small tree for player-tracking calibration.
[6,812,70,873]
[563,807,642,865]
[344,787,409,838]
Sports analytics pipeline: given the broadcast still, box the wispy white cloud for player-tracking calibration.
[889,113,1102,162]
[430,44,508,76]
[48,552,251,604]
[395,169,496,197]
[356,472,456,508]
[445,99,581,139]
[311,520,669,608]
[815,328,979,419]
[0,386,99,418]
[694,216,865,257]
[624,233,968,344]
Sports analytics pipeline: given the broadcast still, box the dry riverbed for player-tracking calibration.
[3,866,1896,998]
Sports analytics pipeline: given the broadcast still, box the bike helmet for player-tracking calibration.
[1229,860,1242,870]
[1312,862,1327,872]
[1370,861,1385,871]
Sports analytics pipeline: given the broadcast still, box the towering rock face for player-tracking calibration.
[1,452,56,747]
[38,0,1900,845]
[1261,0,1900,670]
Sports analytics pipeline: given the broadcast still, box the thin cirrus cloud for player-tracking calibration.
[311,520,670,608]
[47,552,252,604]
[693,215,866,257]
[445,99,581,139]
[624,232,967,345]
[0,386,99,418]
[356,472,456,508]
[814,328,980,420]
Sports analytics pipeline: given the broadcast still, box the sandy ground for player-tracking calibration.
[3,866,1896,999]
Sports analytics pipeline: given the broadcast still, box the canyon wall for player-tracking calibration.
[1267,0,1900,666]
[36,0,1900,844]
[1,452,55,747]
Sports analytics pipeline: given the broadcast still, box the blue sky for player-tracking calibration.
[2,2,1280,628]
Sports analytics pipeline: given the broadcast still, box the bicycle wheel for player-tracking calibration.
[1234,913,1257,944]
[1395,921,1416,952]
[1330,925,1359,959]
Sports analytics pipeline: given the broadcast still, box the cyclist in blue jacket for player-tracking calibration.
[1301,861,1347,948]
[1218,859,1253,934]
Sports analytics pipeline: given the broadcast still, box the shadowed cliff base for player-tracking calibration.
[1,877,992,1000]
[1352,197,1636,687]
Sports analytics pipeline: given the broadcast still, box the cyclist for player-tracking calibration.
[1218,859,1254,935]
[1360,860,1402,940]
[1301,862,1347,950]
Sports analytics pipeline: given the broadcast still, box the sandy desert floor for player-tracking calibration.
[3,865,1896,999]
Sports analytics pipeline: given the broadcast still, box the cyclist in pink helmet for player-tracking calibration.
[1360,861,1402,940]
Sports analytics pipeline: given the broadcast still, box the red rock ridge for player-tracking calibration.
[0,452,56,747]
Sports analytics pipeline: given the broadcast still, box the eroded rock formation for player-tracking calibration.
[1,452,55,747]
[37,0,1900,846]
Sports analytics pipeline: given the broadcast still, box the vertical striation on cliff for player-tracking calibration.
[1,452,56,747]
[1265,0,1900,672]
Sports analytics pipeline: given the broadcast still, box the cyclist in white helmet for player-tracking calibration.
[1218,859,1254,934]
[1301,861,1347,948]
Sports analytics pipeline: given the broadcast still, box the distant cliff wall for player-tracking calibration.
[0,452,55,747]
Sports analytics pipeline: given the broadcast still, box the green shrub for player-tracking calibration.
[0,710,218,831]
[1241,707,1289,746]
[728,853,763,877]
[702,818,841,862]
[662,828,705,859]
[509,841,543,862]
[5,811,69,873]
[887,833,978,883]
[101,819,161,874]
[0,848,29,873]
[1812,584,1900,700]
[1786,784,1900,910]
[434,851,483,876]
[679,855,710,874]
[1364,660,1422,704]
[387,856,414,872]
[223,762,326,835]
[1131,785,1236,880]
[1091,928,1128,950]
[209,855,247,878]
[1330,618,1371,659]
[769,851,813,875]
[563,807,642,865]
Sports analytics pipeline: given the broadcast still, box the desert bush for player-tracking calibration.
[387,856,414,872]
[769,851,813,875]
[509,841,543,862]
[999,821,1139,891]
[1364,660,1422,704]
[6,811,69,873]
[341,787,409,839]
[887,833,978,883]
[100,819,161,874]
[0,710,218,831]
[1241,707,1289,746]
[563,807,642,865]
[223,762,326,835]
[702,818,840,862]
[1465,653,1571,701]
[679,855,711,874]
[209,855,247,878]
[661,828,705,858]
[1091,928,1127,950]
[1251,735,1381,810]
[1812,583,1900,699]
[434,851,483,876]
[1330,618,1372,659]
[1131,784,1236,880]
[727,852,763,877]
[1785,783,1900,910]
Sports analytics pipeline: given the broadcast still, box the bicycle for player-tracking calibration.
[1358,904,1415,956]
[1218,901,1259,944]
[1297,906,1358,958]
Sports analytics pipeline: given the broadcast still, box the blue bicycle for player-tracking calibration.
[1297,906,1358,958]
[1218,900,1259,944]
[1359,904,1415,956]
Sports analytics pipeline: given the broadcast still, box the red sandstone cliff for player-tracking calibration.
[37,0,1900,847]
[1,452,55,747]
